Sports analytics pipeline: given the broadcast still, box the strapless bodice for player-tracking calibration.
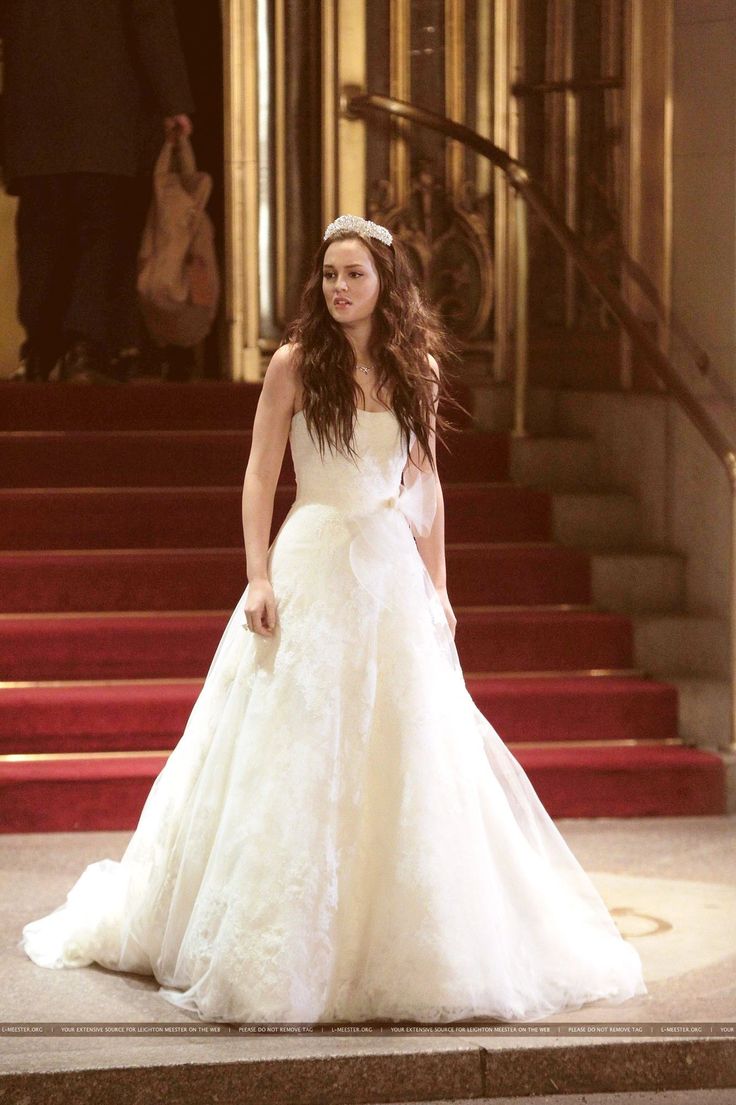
[288,407,410,515]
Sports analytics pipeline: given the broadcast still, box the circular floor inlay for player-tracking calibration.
[589,872,736,982]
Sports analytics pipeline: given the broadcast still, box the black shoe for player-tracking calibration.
[160,345,195,382]
[109,346,160,383]
[4,341,59,382]
[59,338,118,385]
[4,363,30,382]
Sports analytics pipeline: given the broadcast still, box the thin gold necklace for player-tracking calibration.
[356,362,371,375]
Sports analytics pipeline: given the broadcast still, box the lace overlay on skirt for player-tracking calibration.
[19,407,648,1024]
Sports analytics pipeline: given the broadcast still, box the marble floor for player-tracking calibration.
[1,815,734,1102]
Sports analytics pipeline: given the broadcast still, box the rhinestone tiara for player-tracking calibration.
[323,214,393,248]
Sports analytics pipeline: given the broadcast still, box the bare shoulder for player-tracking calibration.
[260,342,301,415]
[426,353,441,408]
[263,341,300,386]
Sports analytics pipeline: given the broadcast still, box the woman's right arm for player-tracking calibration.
[241,344,298,636]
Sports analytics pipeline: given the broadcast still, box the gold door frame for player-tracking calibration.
[622,0,673,387]
[221,1,671,385]
[322,1,367,225]
[223,0,366,381]
[223,0,260,381]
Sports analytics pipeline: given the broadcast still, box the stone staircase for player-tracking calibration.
[475,381,732,771]
[0,380,728,830]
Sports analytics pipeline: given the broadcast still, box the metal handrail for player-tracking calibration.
[346,92,736,486]
[583,170,712,378]
[346,91,736,758]
[511,76,623,96]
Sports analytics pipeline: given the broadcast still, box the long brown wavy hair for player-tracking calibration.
[283,229,468,475]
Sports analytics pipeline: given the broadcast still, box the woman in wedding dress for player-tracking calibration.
[20,214,648,1025]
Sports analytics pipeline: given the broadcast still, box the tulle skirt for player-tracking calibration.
[20,499,648,1023]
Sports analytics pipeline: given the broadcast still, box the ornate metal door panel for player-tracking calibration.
[224,0,322,379]
[361,1,499,358]
[223,0,670,387]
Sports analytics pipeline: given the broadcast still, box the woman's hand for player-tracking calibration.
[243,578,277,637]
[435,585,457,639]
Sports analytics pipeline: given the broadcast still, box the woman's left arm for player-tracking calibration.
[413,356,457,638]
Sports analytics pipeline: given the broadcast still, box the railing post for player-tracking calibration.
[347,91,736,781]
[512,190,529,438]
[728,455,736,754]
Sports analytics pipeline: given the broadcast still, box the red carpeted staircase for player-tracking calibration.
[0,382,725,830]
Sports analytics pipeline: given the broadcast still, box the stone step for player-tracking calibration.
[0,544,593,613]
[0,608,638,680]
[633,615,730,678]
[509,435,602,490]
[0,428,509,488]
[398,1092,736,1105]
[0,673,680,754]
[0,1034,731,1105]
[470,381,558,434]
[591,550,686,614]
[551,489,640,549]
[0,482,553,550]
[673,676,732,751]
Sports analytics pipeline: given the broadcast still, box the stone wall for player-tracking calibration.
[673,0,736,398]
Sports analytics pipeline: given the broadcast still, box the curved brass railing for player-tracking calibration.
[346,91,736,755]
[346,92,736,487]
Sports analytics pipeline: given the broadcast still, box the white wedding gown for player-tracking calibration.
[20,407,648,1024]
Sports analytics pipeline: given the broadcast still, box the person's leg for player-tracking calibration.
[107,174,155,382]
[59,173,141,381]
[63,173,125,346]
[106,173,196,384]
[13,176,72,380]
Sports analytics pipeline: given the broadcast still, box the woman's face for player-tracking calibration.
[322,238,381,328]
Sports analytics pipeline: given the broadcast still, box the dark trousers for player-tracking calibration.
[14,173,150,367]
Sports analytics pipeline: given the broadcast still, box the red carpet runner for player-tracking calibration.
[0,382,725,829]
